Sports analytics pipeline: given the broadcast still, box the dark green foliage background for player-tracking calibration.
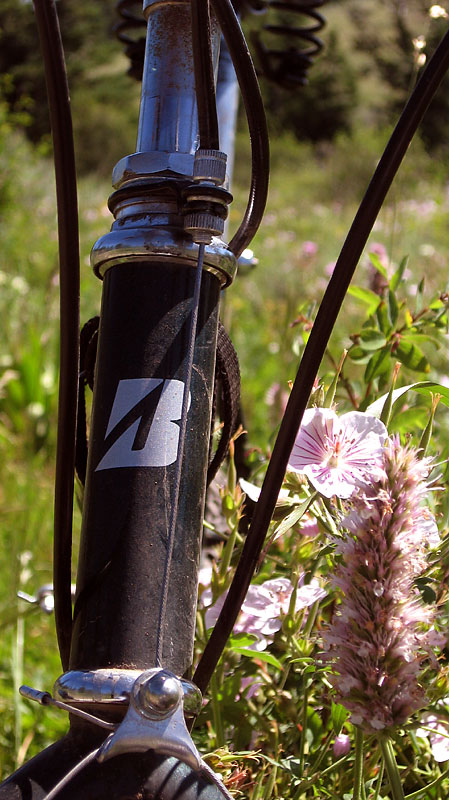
[2,0,449,173]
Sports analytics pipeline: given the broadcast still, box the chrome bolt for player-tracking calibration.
[137,670,182,718]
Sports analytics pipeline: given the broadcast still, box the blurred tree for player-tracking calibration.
[236,0,358,142]
[0,0,116,138]
[419,13,449,152]
[349,0,449,151]
[2,0,449,172]
[257,28,358,142]
[0,0,140,174]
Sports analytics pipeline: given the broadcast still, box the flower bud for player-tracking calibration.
[333,733,350,758]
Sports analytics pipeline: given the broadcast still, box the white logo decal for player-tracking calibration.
[95,378,189,471]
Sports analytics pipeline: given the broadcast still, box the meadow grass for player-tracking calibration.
[1,110,449,781]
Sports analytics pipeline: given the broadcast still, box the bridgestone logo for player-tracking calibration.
[95,378,188,471]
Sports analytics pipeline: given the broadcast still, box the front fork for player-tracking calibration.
[71,250,224,674]
[1,0,238,796]
[68,0,236,682]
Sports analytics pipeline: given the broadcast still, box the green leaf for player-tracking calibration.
[273,494,316,538]
[331,702,349,735]
[415,577,437,604]
[348,346,371,364]
[303,664,316,676]
[307,706,324,740]
[400,331,441,349]
[388,289,399,327]
[347,285,380,316]
[390,255,408,291]
[415,277,425,313]
[364,345,391,383]
[367,381,449,417]
[232,647,283,670]
[368,252,388,279]
[429,297,445,310]
[376,300,393,335]
[358,328,387,351]
[404,308,413,328]
[227,632,260,649]
[395,339,429,372]
[389,406,429,435]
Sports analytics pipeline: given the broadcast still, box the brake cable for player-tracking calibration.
[155,0,227,668]
[154,243,207,667]
[33,0,80,672]
[191,0,220,150]
[210,0,270,258]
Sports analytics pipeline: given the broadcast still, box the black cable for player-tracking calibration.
[193,25,449,694]
[209,0,269,258]
[191,0,220,150]
[43,745,102,800]
[33,0,80,672]
[155,244,206,667]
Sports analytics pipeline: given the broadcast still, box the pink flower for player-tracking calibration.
[198,564,213,591]
[301,240,318,257]
[288,408,387,499]
[204,577,326,651]
[333,733,351,757]
[369,242,388,267]
[238,676,262,700]
[323,440,439,733]
[417,713,449,761]
[299,516,320,538]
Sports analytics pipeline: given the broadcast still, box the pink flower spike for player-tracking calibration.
[288,408,387,498]
[324,440,440,733]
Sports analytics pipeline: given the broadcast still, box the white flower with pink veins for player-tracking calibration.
[203,576,326,651]
[288,407,388,499]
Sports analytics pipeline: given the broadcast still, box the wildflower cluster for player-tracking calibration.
[196,236,449,793]
[323,437,439,732]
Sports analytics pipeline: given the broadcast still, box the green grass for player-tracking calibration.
[227,129,449,443]
[1,104,449,776]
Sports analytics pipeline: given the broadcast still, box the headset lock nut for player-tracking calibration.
[183,149,233,244]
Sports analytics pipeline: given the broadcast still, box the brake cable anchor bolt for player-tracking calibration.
[137,669,183,719]
[183,149,233,245]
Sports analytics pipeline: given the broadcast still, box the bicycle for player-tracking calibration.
[1,0,449,798]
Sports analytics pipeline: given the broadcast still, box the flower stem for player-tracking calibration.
[292,753,351,798]
[262,764,277,799]
[250,768,266,800]
[298,677,310,777]
[353,727,364,800]
[303,598,320,637]
[218,518,238,581]
[380,736,406,800]
[404,764,449,800]
[210,672,225,748]
[373,756,385,800]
